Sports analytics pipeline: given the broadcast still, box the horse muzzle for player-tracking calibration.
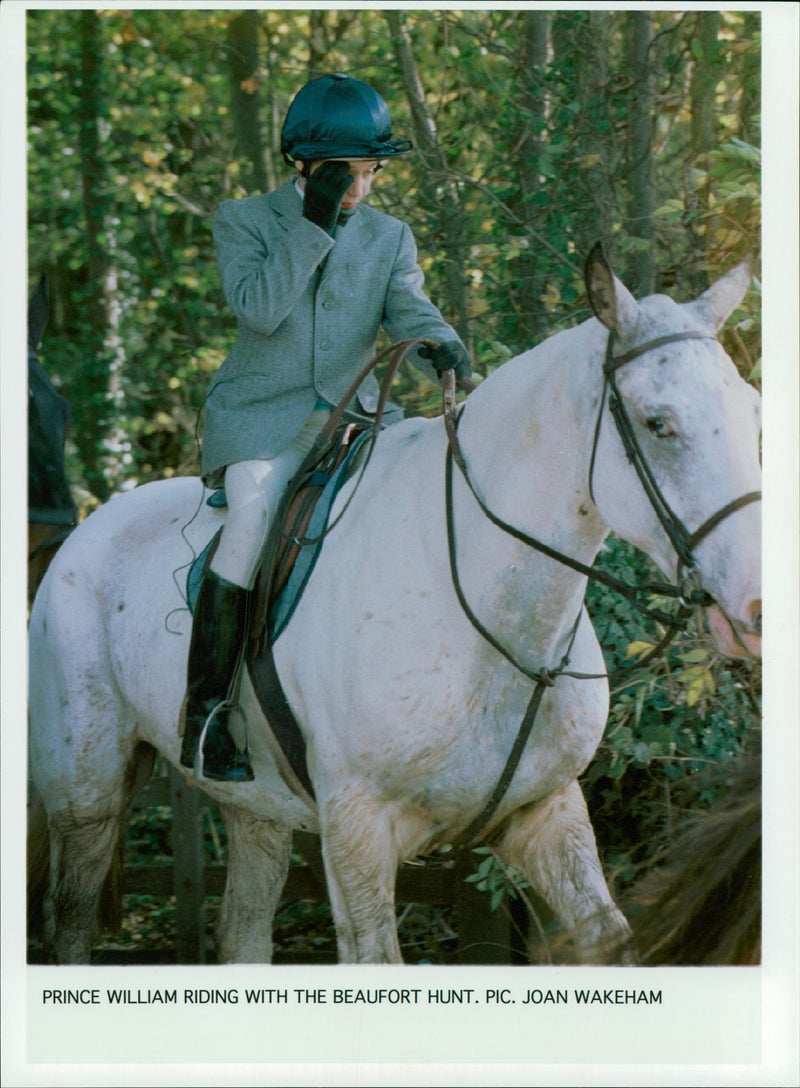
[704,599,762,660]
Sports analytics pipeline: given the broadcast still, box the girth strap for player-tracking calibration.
[247,632,316,801]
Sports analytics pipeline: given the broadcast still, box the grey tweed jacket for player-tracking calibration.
[201,179,463,486]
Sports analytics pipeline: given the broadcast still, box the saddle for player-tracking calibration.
[255,421,370,644]
[189,422,369,634]
[188,421,371,801]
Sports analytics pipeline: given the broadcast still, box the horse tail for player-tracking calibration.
[624,738,761,966]
[97,742,158,935]
[97,822,127,935]
[27,782,50,942]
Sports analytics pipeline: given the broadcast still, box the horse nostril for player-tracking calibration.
[746,598,762,635]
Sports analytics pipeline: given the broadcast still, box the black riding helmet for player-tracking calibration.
[281,73,412,166]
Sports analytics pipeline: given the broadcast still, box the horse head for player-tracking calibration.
[585,245,761,659]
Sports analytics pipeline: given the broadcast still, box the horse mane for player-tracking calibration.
[623,734,761,966]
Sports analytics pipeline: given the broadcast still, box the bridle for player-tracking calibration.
[445,328,761,630]
[443,327,761,845]
[590,330,762,606]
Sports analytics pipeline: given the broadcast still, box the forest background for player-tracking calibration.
[20,6,769,957]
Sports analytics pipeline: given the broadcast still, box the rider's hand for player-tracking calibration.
[419,340,473,380]
[302,161,354,236]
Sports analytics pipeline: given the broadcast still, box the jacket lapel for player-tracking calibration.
[321,205,376,284]
[269,179,376,281]
[269,179,303,230]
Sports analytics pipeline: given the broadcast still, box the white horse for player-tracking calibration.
[28,248,761,965]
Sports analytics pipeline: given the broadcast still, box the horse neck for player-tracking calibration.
[452,323,610,654]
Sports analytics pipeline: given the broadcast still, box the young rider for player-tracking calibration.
[180,73,472,782]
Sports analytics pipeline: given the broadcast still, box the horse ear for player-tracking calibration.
[584,243,640,337]
[691,260,752,331]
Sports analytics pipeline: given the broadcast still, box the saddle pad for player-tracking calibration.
[268,431,369,640]
[186,528,220,614]
[187,430,369,622]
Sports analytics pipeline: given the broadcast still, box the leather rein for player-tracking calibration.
[442,328,761,845]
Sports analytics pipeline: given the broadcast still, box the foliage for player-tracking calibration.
[654,138,762,382]
[583,536,760,891]
[464,846,529,913]
[27,9,761,496]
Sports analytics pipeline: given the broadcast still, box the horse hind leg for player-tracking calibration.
[215,804,292,963]
[495,779,633,964]
[45,812,124,963]
[41,742,155,964]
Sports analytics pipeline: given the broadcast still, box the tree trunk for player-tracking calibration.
[684,11,722,292]
[516,12,550,208]
[577,12,616,256]
[385,11,471,348]
[308,10,329,78]
[227,12,269,193]
[737,12,760,146]
[510,10,552,344]
[262,35,281,191]
[689,12,720,159]
[626,11,656,294]
[78,9,124,502]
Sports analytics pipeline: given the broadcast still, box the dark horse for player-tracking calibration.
[28,274,78,602]
[623,735,761,965]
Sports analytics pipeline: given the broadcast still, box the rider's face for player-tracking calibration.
[297,159,383,210]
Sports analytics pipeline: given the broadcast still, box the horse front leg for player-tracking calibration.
[318,787,402,964]
[496,779,633,964]
[216,804,292,963]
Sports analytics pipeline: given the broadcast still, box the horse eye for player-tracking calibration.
[646,415,674,438]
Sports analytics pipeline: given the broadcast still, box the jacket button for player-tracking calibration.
[322,298,334,310]
[319,339,330,350]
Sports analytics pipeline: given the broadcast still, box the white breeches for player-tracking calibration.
[209,408,331,589]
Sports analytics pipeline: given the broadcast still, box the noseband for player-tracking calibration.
[590,330,762,604]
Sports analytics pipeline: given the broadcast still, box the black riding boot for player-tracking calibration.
[179,568,254,782]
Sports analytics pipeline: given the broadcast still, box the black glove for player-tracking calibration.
[302,161,353,236]
[419,339,473,380]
